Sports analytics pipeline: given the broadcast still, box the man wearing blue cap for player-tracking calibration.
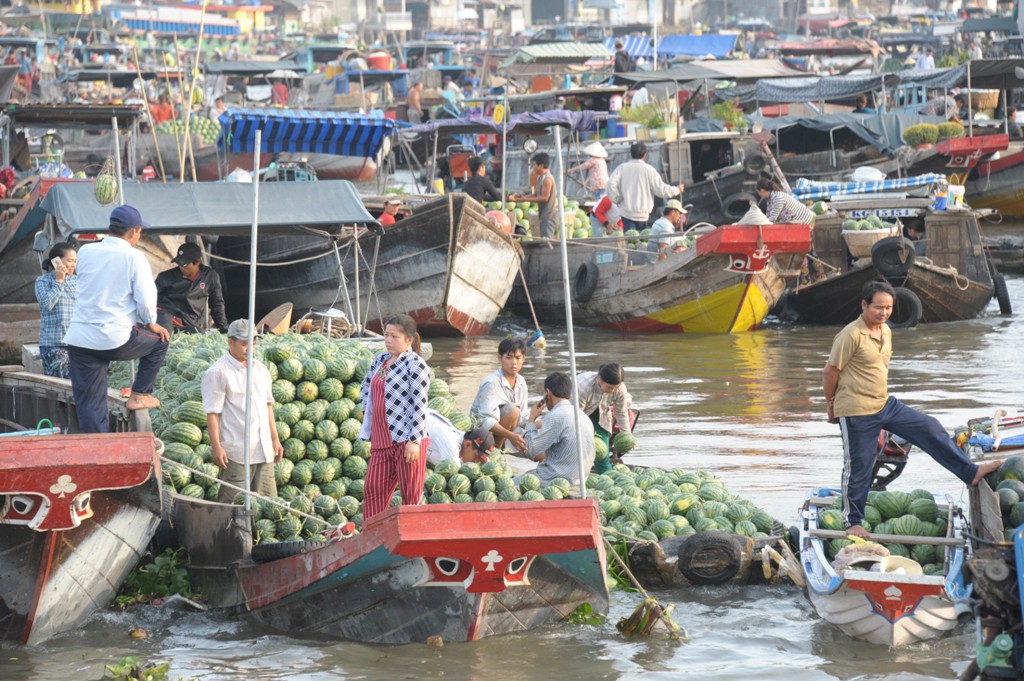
[64,205,170,433]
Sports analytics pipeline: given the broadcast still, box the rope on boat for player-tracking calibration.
[602,535,687,641]
[159,454,354,536]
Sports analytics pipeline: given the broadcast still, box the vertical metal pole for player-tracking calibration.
[243,128,261,512]
[967,61,974,139]
[553,124,586,500]
[500,87,508,204]
[354,235,362,334]
[112,117,124,205]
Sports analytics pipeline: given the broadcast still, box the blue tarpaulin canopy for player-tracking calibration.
[603,36,655,60]
[657,34,739,59]
[792,173,946,200]
[216,108,395,158]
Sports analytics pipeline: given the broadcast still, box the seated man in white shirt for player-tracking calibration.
[426,409,495,466]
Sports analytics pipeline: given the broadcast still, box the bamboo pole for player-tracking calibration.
[132,46,167,182]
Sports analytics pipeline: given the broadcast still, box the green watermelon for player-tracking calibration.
[911,543,937,565]
[726,503,753,524]
[458,462,481,481]
[999,488,1020,514]
[429,491,452,504]
[886,543,911,558]
[448,474,471,496]
[164,462,191,490]
[734,520,758,537]
[292,420,315,443]
[302,400,328,423]
[282,438,305,463]
[296,381,319,403]
[339,418,362,441]
[179,483,204,499]
[497,487,521,502]
[907,497,940,523]
[611,432,636,453]
[326,399,354,424]
[352,440,370,459]
[594,437,609,461]
[472,476,496,494]
[305,439,329,462]
[163,442,195,462]
[194,463,220,489]
[277,358,303,382]
[827,538,854,560]
[549,478,573,496]
[326,357,355,382]
[428,396,456,418]
[475,490,498,503]
[344,382,362,402]
[343,456,367,480]
[315,419,339,444]
[425,472,447,494]
[165,422,203,448]
[276,402,302,426]
[1009,502,1024,528]
[449,412,472,432]
[819,509,845,531]
[302,359,328,383]
[353,358,373,382]
[318,378,345,402]
[275,460,295,488]
[173,400,207,427]
[541,486,564,501]
[290,494,313,516]
[276,516,302,540]
[330,437,352,459]
[428,379,450,398]
[521,490,545,502]
[253,518,277,542]
[644,500,670,522]
[289,463,313,487]
[863,505,883,528]
[335,495,359,517]
[518,474,541,493]
[272,379,296,404]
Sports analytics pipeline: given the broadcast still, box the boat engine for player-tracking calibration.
[964,544,1023,680]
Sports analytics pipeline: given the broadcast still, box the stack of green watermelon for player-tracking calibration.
[985,455,1024,540]
[591,465,779,543]
[817,489,950,576]
[154,116,221,146]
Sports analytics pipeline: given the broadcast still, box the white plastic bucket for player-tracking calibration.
[948,184,966,208]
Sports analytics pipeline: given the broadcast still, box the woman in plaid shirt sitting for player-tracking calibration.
[359,314,432,519]
[34,242,79,379]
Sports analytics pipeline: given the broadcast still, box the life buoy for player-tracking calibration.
[250,538,328,563]
[743,153,766,176]
[722,192,758,223]
[993,272,1012,315]
[572,261,599,303]
[887,286,923,329]
[871,237,917,278]
[677,531,743,585]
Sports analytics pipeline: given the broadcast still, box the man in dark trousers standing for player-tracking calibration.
[64,205,170,432]
[156,242,229,334]
[823,280,1001,538]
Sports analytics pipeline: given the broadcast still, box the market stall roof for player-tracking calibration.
[1,104,142,129]
[962,17,1018,33]
[614,59,805,85]
[203,60,303,75]
[500,42,612,67]
[62,68,184,88]
[657,34,739,59]
[40,180,376,237]
[603,36,655,60]
[752,111,945,155]
[217,108,395,158]
[404,110,600,137]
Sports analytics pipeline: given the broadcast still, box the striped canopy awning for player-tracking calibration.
[792,173,945,200]
[217,108,396,158]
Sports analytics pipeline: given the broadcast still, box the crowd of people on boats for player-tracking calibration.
[34,204,635,511]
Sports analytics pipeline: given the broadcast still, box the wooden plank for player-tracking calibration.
[810,528,964,547]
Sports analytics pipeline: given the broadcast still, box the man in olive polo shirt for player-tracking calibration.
[823,280,1000,538]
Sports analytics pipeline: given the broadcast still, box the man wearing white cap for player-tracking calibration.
[202,319,284,502]
[567,142,609,198]
[648,199,687,258]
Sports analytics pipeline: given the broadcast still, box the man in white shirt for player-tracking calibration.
[426,411,495,466]
[469,338,529,450]
[606,141,685,232]
[202,319,284,502]
[647,199,686,258]
[64,205,170,433]
[915,48,935,71]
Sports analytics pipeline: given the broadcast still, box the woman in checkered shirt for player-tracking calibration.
[34,242,79,379]
[358,314,432,519]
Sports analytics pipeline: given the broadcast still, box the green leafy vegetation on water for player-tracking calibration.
[115,548,196,608]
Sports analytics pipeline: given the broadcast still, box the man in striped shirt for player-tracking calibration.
[516,372,595,492]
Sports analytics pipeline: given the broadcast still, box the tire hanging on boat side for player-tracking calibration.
[743,153,766,176]
[993,272,1012,315]
[676,531,744,585]
[722,193,758,223]
[572,261,599,303]
[887,287,923,329]
[871,237,917,278]
[251,538,329,563]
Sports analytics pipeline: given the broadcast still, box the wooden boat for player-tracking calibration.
[0,368,162,646]
[168,495,608,644]
[339,193,523,337]
[797,487,970,646]
[967,145,1024,218]
[506,223,812,333]
[785,197,1006,326]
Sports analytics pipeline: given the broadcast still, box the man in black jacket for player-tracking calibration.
[462,156,502,204]
[156,242,229,334]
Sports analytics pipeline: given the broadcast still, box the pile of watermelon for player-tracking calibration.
[593,465,778,543]
[154,116,221,146]
[840,215,898,232]
[985,454,1024,540]
[817,489,949,576]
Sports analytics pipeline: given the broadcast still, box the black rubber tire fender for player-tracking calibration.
[887,286,923,329]
[743,153,766,176]
[251,538,328,563]
[722,192,758,223]
[871,236,917,278]
[677,531,743,585]
[993,272,1012,315]
[572,261,599,303]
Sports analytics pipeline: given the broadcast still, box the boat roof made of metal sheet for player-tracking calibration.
[40,180,377,237]
[2,104,142,129]
[500,42,613,67]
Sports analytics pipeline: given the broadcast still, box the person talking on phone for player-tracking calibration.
[64,205,170,433]
[515,372,595,492]
[34,242,79,378]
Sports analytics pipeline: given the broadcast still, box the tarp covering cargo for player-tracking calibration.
[216,108,395,157]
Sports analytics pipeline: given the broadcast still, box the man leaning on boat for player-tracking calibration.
[822,280,1001,538]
